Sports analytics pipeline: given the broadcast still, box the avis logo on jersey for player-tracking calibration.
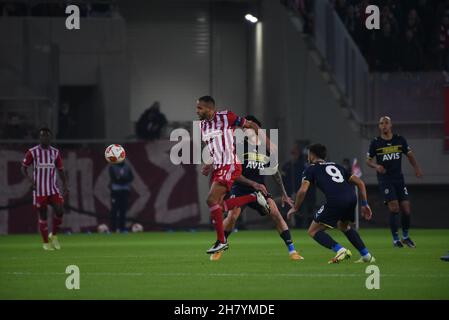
[382,153,401,161]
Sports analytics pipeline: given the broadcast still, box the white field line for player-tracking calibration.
[4,271,449,278]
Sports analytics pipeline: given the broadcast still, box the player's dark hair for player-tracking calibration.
[39,127,52,135]
[198,96,215,105]
[309,143,327,160]
[245,115,262,127]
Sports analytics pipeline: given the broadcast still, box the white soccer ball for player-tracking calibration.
[131,223,143,233]
[97,224,110,233]
[105,144,126,164]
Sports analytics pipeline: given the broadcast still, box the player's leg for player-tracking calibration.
[308,220,351,263]
[48,194,65,250]
[381,181,403,247]
[210,206,242,261]
[222,191,269,214]
[337,221,375,263]
[223,206,241,239]
[36,200,53,251]
[110,191,119,232]
[309,204,352,263]
[118,191,129,232]
[387,200,403,247]
[399,200,415,247]
[206,182,229,253]
[266,198,303,260]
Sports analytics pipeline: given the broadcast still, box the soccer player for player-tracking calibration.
[197,96,270,254]
[21,128,68,251]
[366,116,423,248]
[210,115,303,261]
[288,144,375,264]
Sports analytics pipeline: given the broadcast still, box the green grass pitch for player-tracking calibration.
[1,229,448,299]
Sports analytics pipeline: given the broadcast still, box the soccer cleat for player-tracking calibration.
[49,233,61,250]
[43,243,54,251]
[210,251,223,261]
[355,254,376,263]
[206,241,229,254]
[441,253,449,262]
[328,248,352,264]
[401,237,416,248]
[289,251,304,261]
[253,191,270,215]
[393,240,404,248]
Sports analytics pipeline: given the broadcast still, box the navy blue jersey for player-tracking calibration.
[235,140,275,186]
[367,134,411,181]
[302,162,356,204]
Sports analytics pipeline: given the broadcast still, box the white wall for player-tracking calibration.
[122,2,248,123]
[260,0,361,165]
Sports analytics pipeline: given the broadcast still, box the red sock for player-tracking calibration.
[52,216,63,235]
[209,204,226,243]
[223,194,256,211]
[39,220,49,243]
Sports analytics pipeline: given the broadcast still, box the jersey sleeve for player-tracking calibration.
[401,136,412,154]
[55,151,64,170]
[227,111,247,128]
[22,150,33,167]
[367,139,376,159]
[302,166,315,184]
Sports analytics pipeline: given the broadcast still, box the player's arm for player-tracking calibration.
[348,175,373,220]
[200,154,213,176]
[406,151,423,178]
[234,175,268,196]
[55,153,69,197]
[242,119,278,155]
[21,151,34,191]
[287,180,310,220]
[21,165,34,191]
[272,168,294,208]
[58,168,69,197]
[366,155,385,174]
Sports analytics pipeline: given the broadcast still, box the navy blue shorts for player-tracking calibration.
[229,184,271,216]
[313,200,357,228]
[378,179,409,204]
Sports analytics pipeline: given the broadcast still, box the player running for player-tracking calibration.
[210,115,303,261]
[288,143,375,264]
[21,127,68,251]
[366,116,423,248]
[197,96,270,254]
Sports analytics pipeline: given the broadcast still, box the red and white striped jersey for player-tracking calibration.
[22,145,64,197]
[200,110,247,169]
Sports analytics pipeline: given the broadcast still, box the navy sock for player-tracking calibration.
[279,230,296,253]
[224,230,232,240]
[344,228,369,256]
[389,212,400,242]
[313,230,342,252]
[401,213,410,239]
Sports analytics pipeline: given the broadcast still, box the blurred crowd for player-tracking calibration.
[284,0,449,72]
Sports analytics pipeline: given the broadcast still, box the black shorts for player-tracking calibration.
[313,200,357,228]
[229,184,271,216]
[378,179,409,204]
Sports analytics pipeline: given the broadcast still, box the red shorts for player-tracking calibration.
[211,164,242,192]
[33,193,64,210]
